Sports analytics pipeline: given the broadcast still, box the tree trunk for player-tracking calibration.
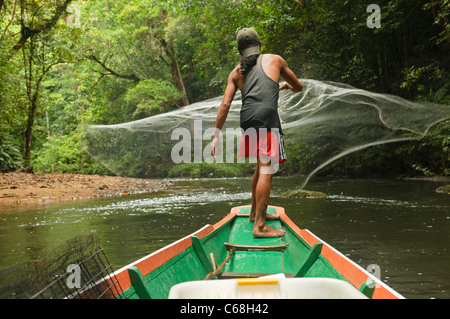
[45,110,50,138]
[23,55,57,166]
[402,20,409,69]
[402,20,412,99]
[205,62,212,99]
[24,96,37,165]
[167,35,189,106]
[377,51,385,92]
[201,32,212,99]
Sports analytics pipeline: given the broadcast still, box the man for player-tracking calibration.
[211,28,303,238]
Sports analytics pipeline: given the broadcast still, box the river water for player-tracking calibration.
[0,177,449,299]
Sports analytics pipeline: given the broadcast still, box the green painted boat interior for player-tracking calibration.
[120,207,356,299]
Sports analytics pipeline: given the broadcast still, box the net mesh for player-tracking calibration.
[0,231,124,299]
[80,79,449,187]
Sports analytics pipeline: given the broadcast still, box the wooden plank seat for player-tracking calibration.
[224,242,289,252]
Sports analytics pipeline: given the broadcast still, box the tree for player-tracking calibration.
[1,0,448,176]
[3,0,72,62]
[1,0,84,167]
[85,0,189,107]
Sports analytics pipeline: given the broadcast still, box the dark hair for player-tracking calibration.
[239,54,259,76]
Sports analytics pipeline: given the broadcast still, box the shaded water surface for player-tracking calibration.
[1,177,449,299]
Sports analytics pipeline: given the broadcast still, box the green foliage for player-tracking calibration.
[125,79,184,118]
[278,141,312,176]
[33,132,109,175]
[0,132,23,172]
[168,162,254,178]
[1,0,448,178]
[423,0,450,47]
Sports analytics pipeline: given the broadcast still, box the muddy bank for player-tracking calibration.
[0,172,171,210]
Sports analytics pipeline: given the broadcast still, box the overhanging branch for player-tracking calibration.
[88,55,141,82]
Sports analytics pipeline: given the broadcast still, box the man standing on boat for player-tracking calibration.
[211,28,303,238]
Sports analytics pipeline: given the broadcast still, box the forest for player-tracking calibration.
[0,0,449,179]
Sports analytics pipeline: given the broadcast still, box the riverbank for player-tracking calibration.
[0,172,172,210]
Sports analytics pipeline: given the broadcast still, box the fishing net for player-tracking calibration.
[0,231,124,299]
[80,79,449,188]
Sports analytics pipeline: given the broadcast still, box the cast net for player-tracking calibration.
[79,79,449,188]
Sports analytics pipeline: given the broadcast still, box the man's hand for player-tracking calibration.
[279,82,293,91]
[211,136,221,161]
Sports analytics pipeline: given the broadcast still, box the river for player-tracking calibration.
[0,177,449,299]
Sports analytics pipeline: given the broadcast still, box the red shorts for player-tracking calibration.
[238,129,287,164]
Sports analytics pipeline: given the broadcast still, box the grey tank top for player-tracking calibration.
[240,55,282,134]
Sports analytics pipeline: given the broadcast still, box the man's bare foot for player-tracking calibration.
[252,224,285,238]
[249,212,280,222]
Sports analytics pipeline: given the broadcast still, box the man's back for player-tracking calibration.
[240,55,281,132]
[231,54,302,93]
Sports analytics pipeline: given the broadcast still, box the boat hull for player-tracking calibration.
[104,205,403,299]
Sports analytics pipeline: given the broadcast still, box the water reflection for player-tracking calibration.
[1,177,449,299]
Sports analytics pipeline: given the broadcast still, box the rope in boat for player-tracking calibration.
[203,249,235,280]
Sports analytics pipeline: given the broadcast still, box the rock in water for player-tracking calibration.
[278,189,327,199]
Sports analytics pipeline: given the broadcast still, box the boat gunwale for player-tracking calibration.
[108,224,215,296]
[269,205,405,299]
[108,209,239,296]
